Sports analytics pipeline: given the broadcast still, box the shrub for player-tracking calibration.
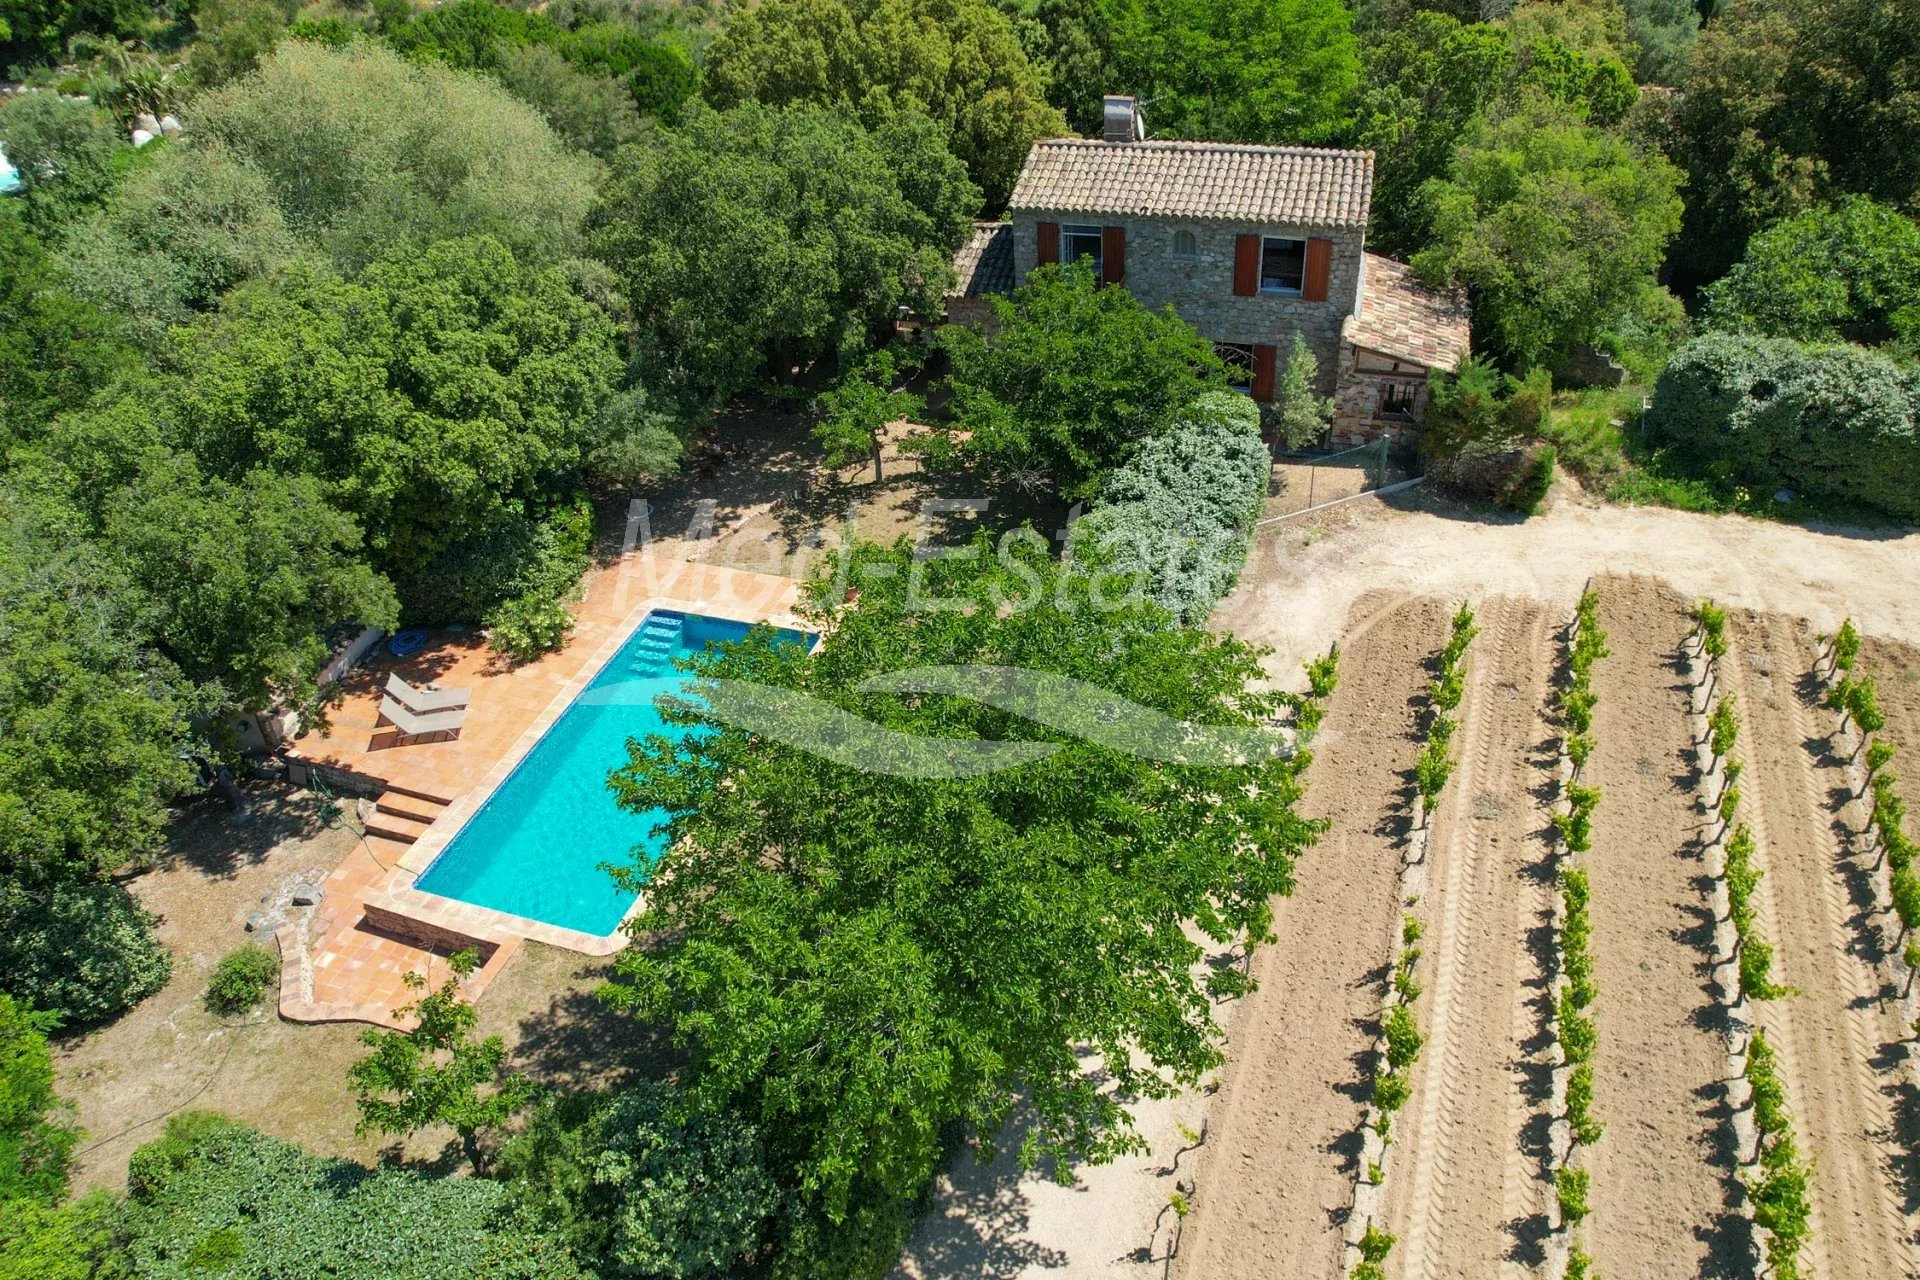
[204,945,279,1017]
[1646,332,1920,520]
[394,503,592,628]
[486,593,576,663]
[122,1116,583,1279]
[1555,1165,1590,1224]
[0,880,172,1025]
[1071,392,1270,625]
[498,1085,783,1280]
[1382,1002,1423,1072]
[0,993,79,1205]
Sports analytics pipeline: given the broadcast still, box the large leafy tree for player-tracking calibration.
[930,262,1225,497]
[1673,0,1920,287]
[0,993,78,1204]
[1102,0,1360,145]
[603,537,1321,1277]
[591,102,977,397]
[158,235,622,587]
[1414,97,1683,368]
[0,209,136,454]
[1702,198,1920,347]
[56,141,298,352]
[0,92,127,235]
[702,0,1066,209]
[0,487,198,884]
[190,39,598,272]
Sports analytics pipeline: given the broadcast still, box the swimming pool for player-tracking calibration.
[414,609,811,935]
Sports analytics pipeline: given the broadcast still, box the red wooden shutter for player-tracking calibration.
[1303,238,1332,302]
[1036,221,1060,265]
[1233,235,1259,296]
[1251,344,1277,401]
[1101,225,1126,285]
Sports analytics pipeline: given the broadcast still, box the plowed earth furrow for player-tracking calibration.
[1177,594,1448,1280]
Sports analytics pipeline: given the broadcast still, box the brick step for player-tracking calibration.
[369,794,443,825]
[366,809,433,844]
[363,833,417,868]
[375,780,456,807]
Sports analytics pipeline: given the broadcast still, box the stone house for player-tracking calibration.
[946,97,1471,445]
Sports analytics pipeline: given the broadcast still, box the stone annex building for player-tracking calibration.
[947,96,1472,445]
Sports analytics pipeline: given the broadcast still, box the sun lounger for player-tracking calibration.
[386,672,470,714]
[377,695,466,742]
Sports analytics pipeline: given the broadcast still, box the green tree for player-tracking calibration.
[1413,97,1684,368]
[494,44,645,160]
[191,39,598,272]
[591,102,977,397]
[1355,12,1515,256]
[1702,198,1920,347]
[56,140,297,352]
[991,0,1113,133]
[812,349,924,480]
[603,536,1322,1276]
[1672,0,1920,287]
[158,236,622,595]
[107,456,400,711]
[0,92,126,235]
[0,208,137,451]
[500,1085,783,1280]
[1274,333,1334,449]
[0,489,198,885]
[0,0,154,68]
[189,0,299,88]
[932,261,1225,496]
[1102,0,1360,146]
[0,879,173,1025]
[0,993,77,1204]
[349,951,535,1174]
[702,0,1066,209]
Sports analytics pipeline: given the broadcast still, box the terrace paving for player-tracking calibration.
[279,551,804,1027]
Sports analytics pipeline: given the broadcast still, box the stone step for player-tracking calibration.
[366,808,433,844]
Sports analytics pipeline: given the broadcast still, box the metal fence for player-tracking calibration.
[1260,436,1409,521]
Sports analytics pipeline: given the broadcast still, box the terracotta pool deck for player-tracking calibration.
[278,552,804,1027]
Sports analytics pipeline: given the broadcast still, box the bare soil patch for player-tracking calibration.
[1724,613,1920,1274]
[1175,593,1448,1280]
[1379,597,1561,1279]
[55,784,663,1191]
[1582,576,1748,1277]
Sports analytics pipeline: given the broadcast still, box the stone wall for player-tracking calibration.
[1009,212,1364,394]
[1332,343,1426,446]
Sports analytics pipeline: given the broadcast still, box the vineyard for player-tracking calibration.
[1176,579,1920,1280]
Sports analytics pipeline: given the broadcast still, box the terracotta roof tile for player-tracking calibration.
[1348,253,1472,371]
[948,221,1013,299]
[1008,138,1374,231]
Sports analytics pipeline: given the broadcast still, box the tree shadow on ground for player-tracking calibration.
[158,782,335,879]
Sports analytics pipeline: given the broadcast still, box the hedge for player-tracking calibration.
[1070,392,1270,625]
[1646,333,1920,520]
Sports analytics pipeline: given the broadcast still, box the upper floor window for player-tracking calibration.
[1261,237,1306,294]
[1172,229,1198,260]
[1063,224,1104,274]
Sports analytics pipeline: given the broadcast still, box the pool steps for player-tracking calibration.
[629,613,686,675]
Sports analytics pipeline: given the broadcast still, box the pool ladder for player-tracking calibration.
[630,614,685,675]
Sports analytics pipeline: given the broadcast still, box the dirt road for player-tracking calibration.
[1175,594,1447,1280]
[1726,613,1920,1275]
[1582,577,1748,1277]
[1378,598,1561,1280]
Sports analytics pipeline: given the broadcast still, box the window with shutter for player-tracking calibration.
[1101,225,1125,285]
[1036,221,1059,265]
[1251,344,1277,401]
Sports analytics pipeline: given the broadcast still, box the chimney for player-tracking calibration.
[1102,95,1143,144]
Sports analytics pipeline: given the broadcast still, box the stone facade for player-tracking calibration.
[1007,214,1362,396]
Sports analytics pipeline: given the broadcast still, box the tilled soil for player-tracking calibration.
[1175,593,1448,1280]
[1726,613,1920,1274]
[1582,576,1748,1277]
[1378,598,1561,1280]
[1865,636,1920,815]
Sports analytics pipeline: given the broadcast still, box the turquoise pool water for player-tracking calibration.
[414,610,810,934]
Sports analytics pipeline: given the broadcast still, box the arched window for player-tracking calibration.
[1172,229,1198,260]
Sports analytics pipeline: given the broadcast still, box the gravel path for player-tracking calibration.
[1378,598,1560,1280]
[1582,577,1749,1277]
[1727,613,1920,1275]
[1174,593,1448,1280]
